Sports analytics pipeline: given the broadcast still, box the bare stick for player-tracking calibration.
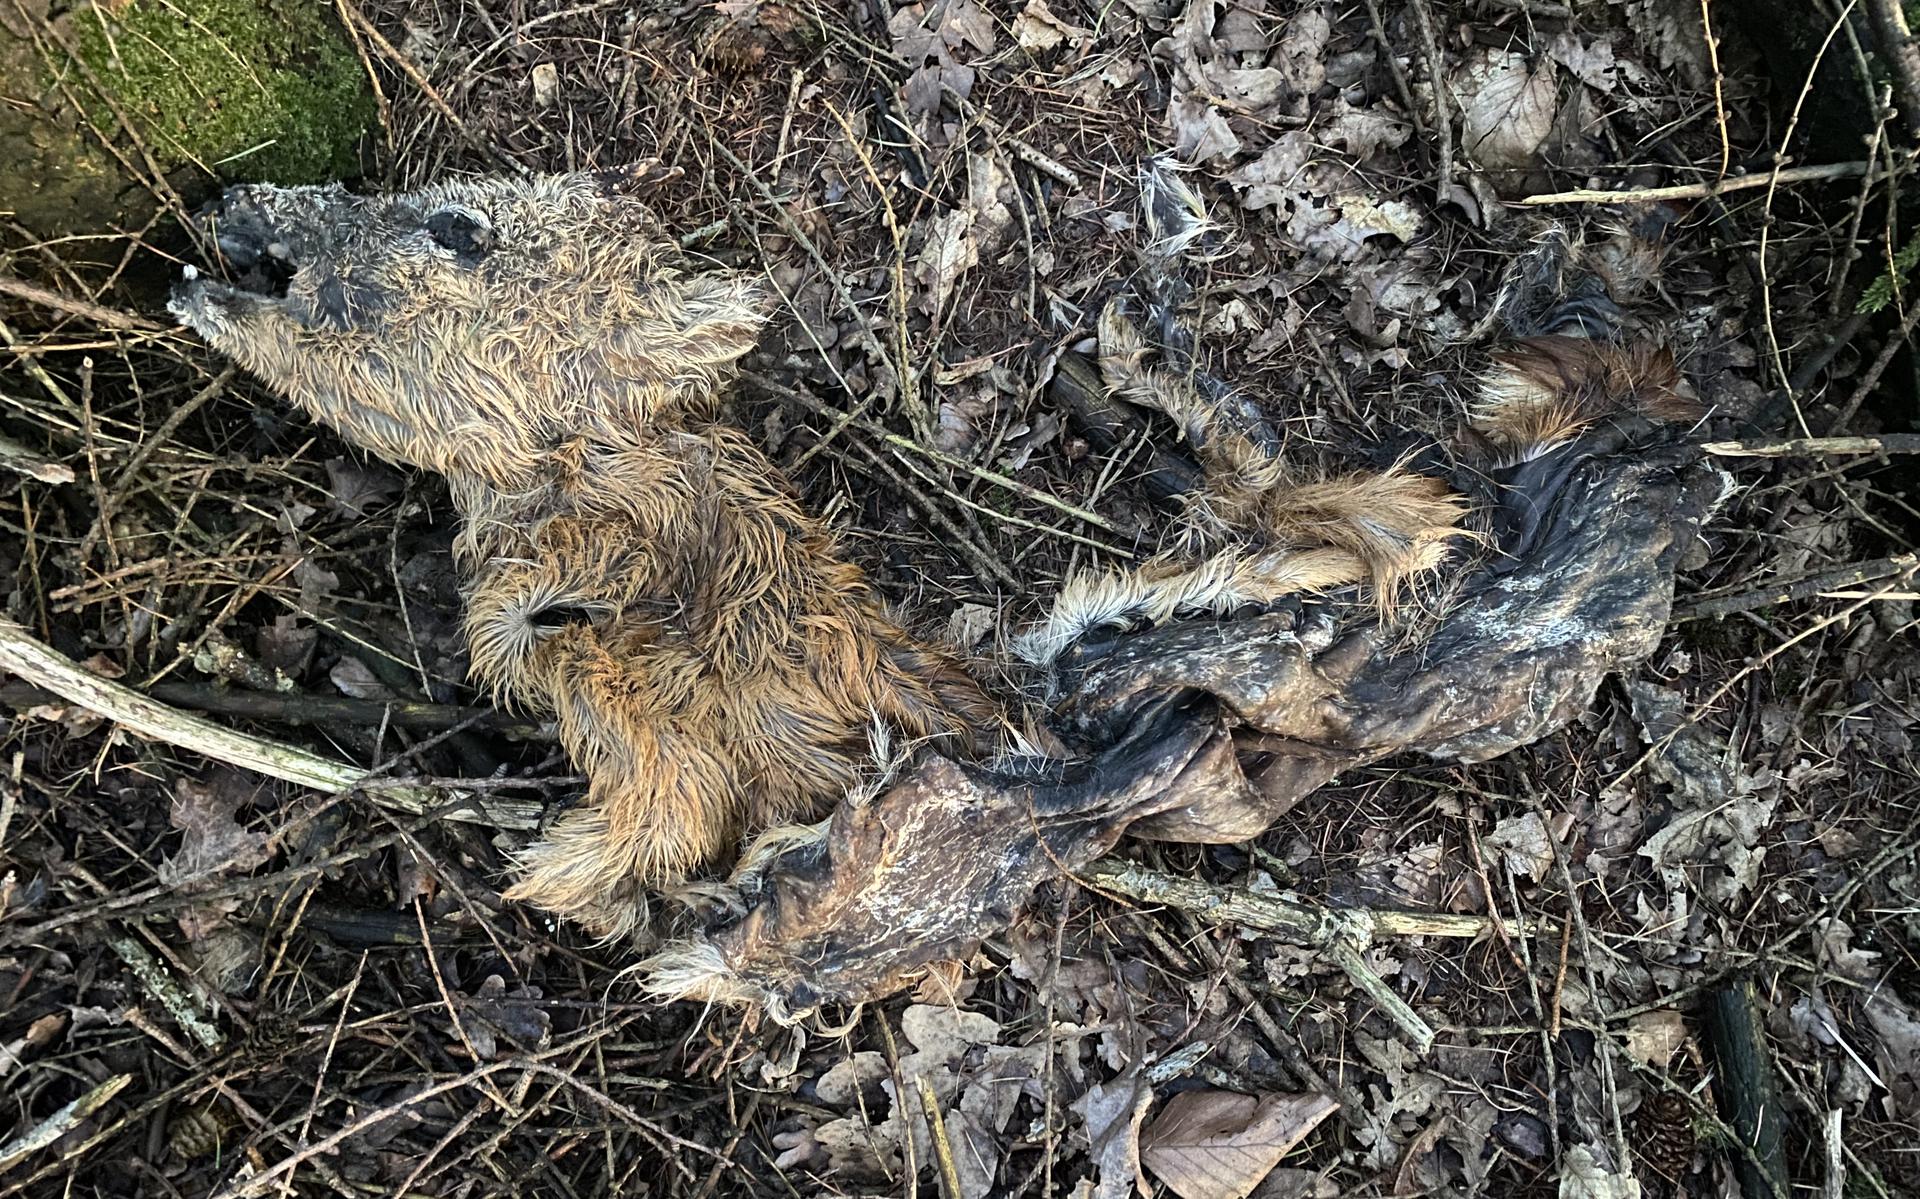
[1703,434,1920,456]
[943,85,1081,188]
[0,1074,133,1173]
[105,935,224,1050]
[1865,0,1920,141]
[1679,554,1919,620]
[0,618,540,829]
[0,274,168,333]
[916,1076,966,1199]
[0,432,72,484]
[1834,294,1920,431]
[1519,161,1873,206]
[1407,0,1454,204]
[335,0,522,175]
[744,370,1118,531]
[1076,858,1529,1053]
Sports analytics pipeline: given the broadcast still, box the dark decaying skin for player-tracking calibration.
[662,431,1724,1013]
[644,231,1728,1017]
[170,173,996,936]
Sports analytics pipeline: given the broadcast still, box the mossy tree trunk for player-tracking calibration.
[0,0,375,238]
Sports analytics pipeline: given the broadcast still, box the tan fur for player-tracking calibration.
[1017,301,1470,661]
[1474,335,1703,463]
[172,173,995,936]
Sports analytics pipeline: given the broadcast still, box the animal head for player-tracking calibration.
[169,173,767,486]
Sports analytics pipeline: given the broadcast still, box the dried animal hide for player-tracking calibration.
[651,709,1241,1015]
[648,432,1727,1017]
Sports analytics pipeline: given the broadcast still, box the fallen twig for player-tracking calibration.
[2,678,547,739]
[0,274,168,334]
[744,370,1118,532]
[104,935,224,1051]
[1678,554,1919,621]
[334,0,523,175]
[0,1074,132,1174]
[0,618,541,829]
[1865,0,1920,142]
[1078,859,1532,1054]
[1407,0,1455,206]
[1702,434,1920,456]
[916,1076,965,1199]
[0,432,72,484]
[944,85,1081,189]
[1520,161,1873,206]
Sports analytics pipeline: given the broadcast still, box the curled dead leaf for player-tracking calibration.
[1140,1089,1339,1199]
[1014,0,1088,52]
[1456,50,1559,175]
[1623,1009,1689,1068]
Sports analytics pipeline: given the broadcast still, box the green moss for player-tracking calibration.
[70,0,373,184]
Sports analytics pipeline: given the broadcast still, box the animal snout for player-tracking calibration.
[192,188,307,298]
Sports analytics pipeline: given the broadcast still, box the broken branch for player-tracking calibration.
[1078,859,1531,1054]
[0,618,541,829]
[1702,434,1920,456]
[0,273,168,334]
[1519,161,1874,206]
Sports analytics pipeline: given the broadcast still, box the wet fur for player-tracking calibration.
[171,173,994,936]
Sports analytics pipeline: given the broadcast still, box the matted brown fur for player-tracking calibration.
[170,173,995,936]
[1474,335,1704,462]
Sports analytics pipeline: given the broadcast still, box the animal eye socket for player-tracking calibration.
[425,209,493,257]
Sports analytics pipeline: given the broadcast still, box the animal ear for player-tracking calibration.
[666,272,771,369]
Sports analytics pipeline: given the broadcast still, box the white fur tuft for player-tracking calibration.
[1012,545,1365,664]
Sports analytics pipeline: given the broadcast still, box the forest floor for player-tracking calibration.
[1,0,1918,1196]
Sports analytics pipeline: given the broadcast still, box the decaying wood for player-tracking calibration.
[1703,434,1920,456]
[0,1074,133,1174]
[1707,980,1789,1199]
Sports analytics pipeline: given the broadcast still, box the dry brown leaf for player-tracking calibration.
[1557,1144,1640,1199]
[946,603,997,649]
[1170,94,1242,163]
[1863,990,1920,1119]
[1622,1009,1689,1068]
[1286,193,1421,262]
[1485,811,1556,882]
[453,976,551,1061]
[324,456,401,517]
[900,1003,1002,1071]
[329,655,396,701]
[1269,7,1330,116]
[1320,98,1413,161]
[1628,680,1777,902]
[966,152,1015,256]
[161,772,271,886]
[1159,0,1254,163]
[891,0,994,111]
[1227,134,1312,210]
[1076,1068,1154,1199]
[815,1051,889,1106]
[1456,50,1559,173]
[530,62,559,109]
[1621,0,1711,87]
[915,209,979,317]
[1013,0,1088,52]
[1140,1090,1338,1199]
[1546,33,1619,93]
